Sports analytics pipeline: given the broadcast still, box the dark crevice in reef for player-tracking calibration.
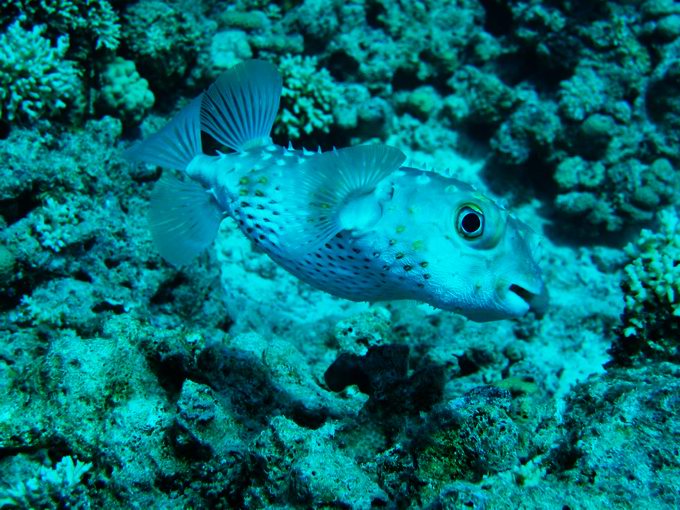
[195,345,330,432]
[150,273,188,305]
[0,186,41,226]
[478,0,514,36]
[324,344,446,417]
[326,50,360,82]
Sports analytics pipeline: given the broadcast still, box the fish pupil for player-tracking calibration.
[462,212,481,233]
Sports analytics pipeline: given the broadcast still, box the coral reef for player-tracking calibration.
[0,0,679,508]
[613,208,680,362]
[0,21,82,123]
[95,57,154,126]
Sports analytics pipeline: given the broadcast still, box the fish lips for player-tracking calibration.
[506,279,549,318]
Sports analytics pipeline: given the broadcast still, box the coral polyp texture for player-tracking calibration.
[615,209,680,362]
[0,0,679,509]
[0,21,81,122]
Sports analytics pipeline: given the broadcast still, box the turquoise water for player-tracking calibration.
[0,1,678,508]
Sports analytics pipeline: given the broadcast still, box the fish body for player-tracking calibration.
[127,60,548,321]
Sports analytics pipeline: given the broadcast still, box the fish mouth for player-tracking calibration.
[507,281,549,317]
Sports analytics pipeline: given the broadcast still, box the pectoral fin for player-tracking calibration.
[276,144,405,254]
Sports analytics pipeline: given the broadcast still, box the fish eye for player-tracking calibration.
[456,206,484,239]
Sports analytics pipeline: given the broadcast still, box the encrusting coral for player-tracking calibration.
[615,208,680,362]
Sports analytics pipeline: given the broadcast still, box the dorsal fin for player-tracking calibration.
[201,60,282,152]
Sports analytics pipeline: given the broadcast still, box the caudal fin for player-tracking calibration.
[148,175,223,266]
[200,60,282,152]
[124,95,203,171]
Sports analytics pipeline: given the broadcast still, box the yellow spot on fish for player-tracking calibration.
[239,189,249,196]
[396,225,406,234]
[255,189,265,197]
[258,176,268,184]
[239,177,249,185]
[419,260,429,268]
[407,206,416,215]
[412,240,424,251]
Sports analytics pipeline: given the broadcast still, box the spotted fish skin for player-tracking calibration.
[126,60,548,322]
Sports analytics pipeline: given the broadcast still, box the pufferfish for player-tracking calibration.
[126,60,548,321]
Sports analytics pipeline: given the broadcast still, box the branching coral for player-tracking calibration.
[0,21,81,123]
[15,0,121,51]
[122,0,209,91]
[0,456,92,509]
[275,54,346,141]
[617,209,680,361]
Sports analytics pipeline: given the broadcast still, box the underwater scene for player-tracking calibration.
[0,0,679,508]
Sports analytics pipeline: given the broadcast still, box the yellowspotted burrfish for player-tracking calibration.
[125,60,548,321]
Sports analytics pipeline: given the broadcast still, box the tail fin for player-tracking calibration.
[200,60,282,152]
[124,95,203,171]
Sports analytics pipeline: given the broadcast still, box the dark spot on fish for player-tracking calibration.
[325,243,332,249]
[404,265,412,271]
[247,214,254,220]
[423,274,431,280]
[347,255,355,260]
[258,234,265,240]
[417,283,425,288]
[372,251,380,258]
[338,256,346,261]
[395,252,404,259]
[337,243,344,250]
[255,223,261,229]
[256,204,265,210]
[255,190,265,197]
[272,211,280,216]
[246,228,254,234]
[364,257,371,262]
[315,253,322,259]
[382,265,390,271]
[336,233,343,238]
[352,248,361,254]
[389,239,396,246]
[420,261,429,268]
[241,201,250,208]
